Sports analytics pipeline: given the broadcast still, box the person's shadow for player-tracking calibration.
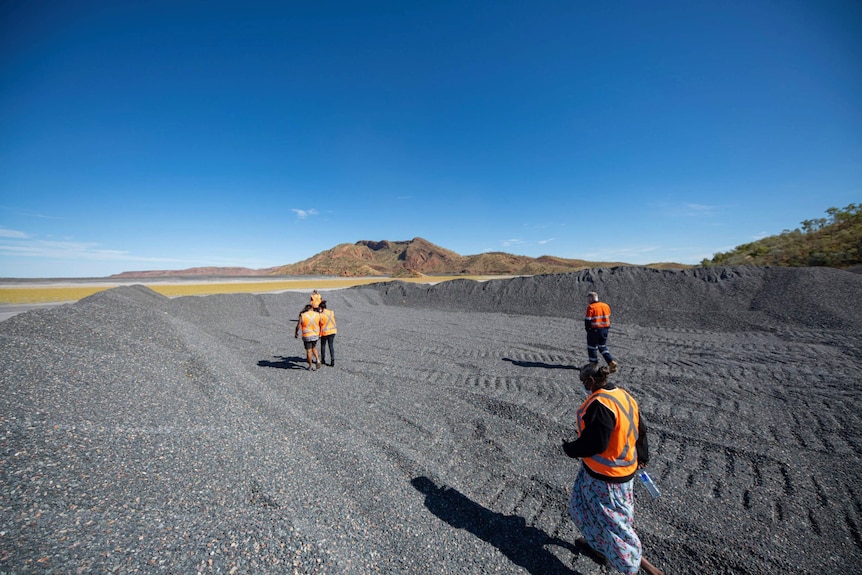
[411,476,583,575]
[502,357,578,370]
[257,355,307,370]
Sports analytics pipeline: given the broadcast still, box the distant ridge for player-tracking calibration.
[110,266,269,279]
[110,237,688,278]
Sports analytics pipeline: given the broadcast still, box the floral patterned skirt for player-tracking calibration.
[569,465,642,574]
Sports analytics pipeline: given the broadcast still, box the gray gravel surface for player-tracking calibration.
[1,266,861,574]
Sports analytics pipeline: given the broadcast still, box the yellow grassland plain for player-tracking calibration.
[0,276,497,305]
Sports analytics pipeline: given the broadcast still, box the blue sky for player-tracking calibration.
[1,1,860,278]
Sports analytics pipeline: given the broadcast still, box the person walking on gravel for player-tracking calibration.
[310,290,322,311]
[294,304,322,370]
[585,291,618,373]
[318,300,337,367]
[562,363,664,575]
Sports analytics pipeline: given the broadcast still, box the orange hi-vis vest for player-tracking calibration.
[300,310,321,338]
[577,387,639,478]
[319,309,337,336]
[310,292,322,308]
[585,301,611,328]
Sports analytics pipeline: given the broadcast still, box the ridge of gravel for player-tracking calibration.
[1,267,861,574]
[363,265,862,331]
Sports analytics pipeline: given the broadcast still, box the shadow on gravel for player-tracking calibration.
[502,357,578,371]
[257,355,308,370]
[411,476,583,575]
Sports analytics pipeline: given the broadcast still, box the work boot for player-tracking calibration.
[608,360,618,373]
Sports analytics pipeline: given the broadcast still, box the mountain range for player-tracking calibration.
[110,237,687,278]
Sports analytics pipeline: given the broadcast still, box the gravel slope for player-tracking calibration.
[1,266,861,574]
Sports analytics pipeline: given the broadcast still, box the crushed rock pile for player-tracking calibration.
[1,266,861,574]
[362,267,862,331]
[365,266,862,331]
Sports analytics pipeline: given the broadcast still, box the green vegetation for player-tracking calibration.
[701,204,862,268]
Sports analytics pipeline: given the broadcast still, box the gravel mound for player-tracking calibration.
[2,267,861,574]
[365,265,862,331]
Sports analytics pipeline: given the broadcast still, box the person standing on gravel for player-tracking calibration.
[294,304,322,370]
[318,300,337,367]
[585,291,618,373]
[561,363,664,575]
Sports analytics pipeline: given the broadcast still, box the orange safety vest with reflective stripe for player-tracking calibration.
[300,310,321,338]
[319,309,337,336]
[577,387,639,478]
[585,301,611,329]
[310,292,322,308]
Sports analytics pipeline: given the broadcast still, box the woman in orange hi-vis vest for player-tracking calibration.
[294,304,321,370]
[585,291,617,373]
[562,363,664,575]
[318,300,337,367]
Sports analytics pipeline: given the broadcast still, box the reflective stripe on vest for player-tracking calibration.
[320,309,337,336]
[576,387,639,477]
[310,293,322,308]
[585,301,611,328]
[301,310,321,338]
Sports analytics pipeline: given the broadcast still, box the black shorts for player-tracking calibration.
[302,338,319,350]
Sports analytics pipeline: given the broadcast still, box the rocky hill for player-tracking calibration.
[110,237,687,279]
[250,237,673,277]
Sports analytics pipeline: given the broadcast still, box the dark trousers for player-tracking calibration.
[586,328,614,364]
[320,334,335,364]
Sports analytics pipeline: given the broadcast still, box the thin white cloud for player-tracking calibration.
[684,203,717,215]
[0,229,280,276]
[648,201,722,218]
[0,237,183,263]
[502,238,523,247]
[537,238,554,245]
[582,246,660,260]
[291,208,319,219]
[0,205,64,220]
[0,227,28,239]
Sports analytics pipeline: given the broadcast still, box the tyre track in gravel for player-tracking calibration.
[361,268,862,574]
[238,283,861,575]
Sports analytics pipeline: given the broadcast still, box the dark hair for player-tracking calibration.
[580,363,609,383]
[319,300,327,310]
[301,304,313,312]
